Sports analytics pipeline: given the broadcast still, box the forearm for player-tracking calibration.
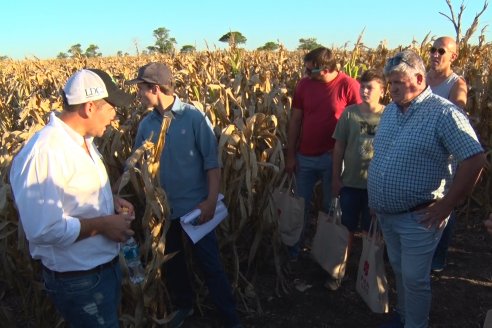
[77,216,107,241]
[287,109,302,159]
[332,141,345,180]
[194,167,221,223]
[441,153,485,207]
[206,167,221,202]
[78,212,134,243]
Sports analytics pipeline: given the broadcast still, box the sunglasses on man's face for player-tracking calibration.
[430,47,446,55]
[305,67,324,75]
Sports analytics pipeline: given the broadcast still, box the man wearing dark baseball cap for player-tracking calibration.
[126,62,173,86]
[128,63,242,328]
[10,68,136,326]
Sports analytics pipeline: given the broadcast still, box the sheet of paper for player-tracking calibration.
[181,193,224,224]
[180,195,228,244]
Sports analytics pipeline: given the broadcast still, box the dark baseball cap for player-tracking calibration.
[126,62,173,85]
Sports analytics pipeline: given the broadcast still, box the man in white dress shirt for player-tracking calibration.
[10,69,135,327]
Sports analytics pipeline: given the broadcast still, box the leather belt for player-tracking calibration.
[42,256,119,278]
[392,200,437,215]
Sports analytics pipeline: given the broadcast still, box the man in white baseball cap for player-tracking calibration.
[10,68,135,327]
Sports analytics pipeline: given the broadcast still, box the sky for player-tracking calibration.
[1,0,491,59]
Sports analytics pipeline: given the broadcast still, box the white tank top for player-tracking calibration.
[429,72,460,99]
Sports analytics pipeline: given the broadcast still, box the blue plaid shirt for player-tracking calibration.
[367,87,483,214]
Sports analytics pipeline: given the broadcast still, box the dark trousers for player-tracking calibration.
[165,219,239,326]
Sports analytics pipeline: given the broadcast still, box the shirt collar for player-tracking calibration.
[153,95,185,118]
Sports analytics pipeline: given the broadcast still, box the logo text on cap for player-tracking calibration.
[85,87,105,97]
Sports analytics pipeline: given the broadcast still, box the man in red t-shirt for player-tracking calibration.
[286,47,361,259]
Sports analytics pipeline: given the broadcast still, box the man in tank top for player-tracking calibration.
[427,36,468,273]
[427,36,467,108]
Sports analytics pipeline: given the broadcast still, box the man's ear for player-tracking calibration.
[450,52,458,63]
[416,73,424,85]
[80,101,94,118]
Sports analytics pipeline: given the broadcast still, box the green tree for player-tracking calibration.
[68,44,83,57]
[147,27,177,54]
[56,52,68,59]
[85,44,102,57]
[0,55,9,61]
[257,41,279,51]
[219,31,247,47]
[297,38,323,51]
[180,45,196,53]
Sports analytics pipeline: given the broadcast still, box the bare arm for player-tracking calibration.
[331,139,346,197]
[285,108,303,175]
[78,213,134,242]
[78,196,135,242]
[420,152,485,228]
[449,77,467,109]
[196,167,221,224]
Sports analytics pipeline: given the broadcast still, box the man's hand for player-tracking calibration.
[196,198,217,225]
[100,213,135,242]
[78,212,135,243]
[114,196,135,217]
[418,200,454,229]
[484,213,492,236]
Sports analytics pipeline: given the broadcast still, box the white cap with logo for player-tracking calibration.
[63,69,132,107]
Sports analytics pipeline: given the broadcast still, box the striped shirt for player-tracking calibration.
[367,87,482,214]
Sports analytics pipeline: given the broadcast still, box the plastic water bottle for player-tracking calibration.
[121,237,145,284]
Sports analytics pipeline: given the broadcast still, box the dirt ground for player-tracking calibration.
[185,212,492,328]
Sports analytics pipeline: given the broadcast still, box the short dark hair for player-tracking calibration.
[360,69,385,85]
[304,47,337,71]
[61,90,81,112]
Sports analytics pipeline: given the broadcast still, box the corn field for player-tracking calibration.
[0,39,491,327]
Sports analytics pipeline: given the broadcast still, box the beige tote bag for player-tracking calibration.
[356,218,389,313]
[311,198,349,280]
[272,175,305,246]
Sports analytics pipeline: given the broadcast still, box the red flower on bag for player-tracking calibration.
[364,260,369,276]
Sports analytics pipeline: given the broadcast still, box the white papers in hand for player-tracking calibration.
[180,194,228,244]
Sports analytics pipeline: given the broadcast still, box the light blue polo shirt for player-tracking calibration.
[133,96,219,219]
[367,87,483,214]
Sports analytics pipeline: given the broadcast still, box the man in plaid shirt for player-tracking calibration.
[367,50,485,328]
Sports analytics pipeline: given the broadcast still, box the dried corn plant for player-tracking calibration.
[0,37,491,326]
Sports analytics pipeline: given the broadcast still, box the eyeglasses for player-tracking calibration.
[430,47,446,55]
[387,55,414,69]
[305,67,324,75]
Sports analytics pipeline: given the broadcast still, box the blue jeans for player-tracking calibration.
[290,152,333,256]
[42,261,122,327]
[378,212,447,328]
[432,211,456,269]
[165,220,240,327]
[339,187,371,232]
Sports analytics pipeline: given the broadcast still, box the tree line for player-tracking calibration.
[52,27,322,59]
